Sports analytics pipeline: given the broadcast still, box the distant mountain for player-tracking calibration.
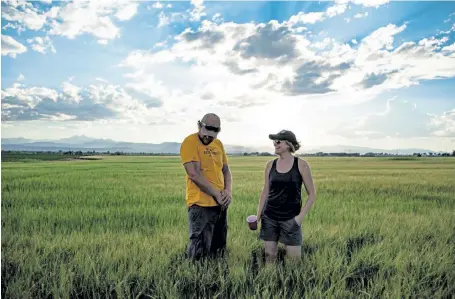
[1,136,257,154]
[302,145,442,155]
[0,136,444,155]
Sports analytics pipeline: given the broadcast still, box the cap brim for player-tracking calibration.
[201,127,217,137]
[269,134,280,140]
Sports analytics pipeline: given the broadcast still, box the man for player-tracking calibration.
[180,113,232,260]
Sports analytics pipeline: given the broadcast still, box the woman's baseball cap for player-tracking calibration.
[269,130,298,147]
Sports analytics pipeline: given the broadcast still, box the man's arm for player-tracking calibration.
[184,161,221,204]
[222,164,232,195]
[220,164,232,207]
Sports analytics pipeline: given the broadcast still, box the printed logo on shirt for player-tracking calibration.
[204,148,218,156]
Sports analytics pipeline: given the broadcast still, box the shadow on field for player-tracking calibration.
[248,242,319,277]
[167,249,232,299]
[345,233,383,264]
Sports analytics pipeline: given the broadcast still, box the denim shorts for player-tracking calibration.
[259,213,302,246]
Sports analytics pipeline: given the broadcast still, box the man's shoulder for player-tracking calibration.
[213,138,224,148]
[182,133,198,144]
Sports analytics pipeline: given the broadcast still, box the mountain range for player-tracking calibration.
[0,135,446,155]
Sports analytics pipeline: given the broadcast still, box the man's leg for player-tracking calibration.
[187,205,216,260]
[209,207,228,258]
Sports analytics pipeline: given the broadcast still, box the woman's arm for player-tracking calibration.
[257,160,273,222]
[295,158,316,225]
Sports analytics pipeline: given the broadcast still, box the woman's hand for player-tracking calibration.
[294,213,304,226]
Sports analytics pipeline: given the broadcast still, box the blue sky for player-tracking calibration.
[1,0,455,151]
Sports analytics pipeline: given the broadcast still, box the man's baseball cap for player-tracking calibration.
[269,130,298,146]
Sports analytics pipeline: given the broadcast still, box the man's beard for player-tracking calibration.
[199,135,214,145]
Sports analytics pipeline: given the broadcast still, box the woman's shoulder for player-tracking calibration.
[296,156,310,169]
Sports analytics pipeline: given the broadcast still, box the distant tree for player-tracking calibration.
[452,150,455,157]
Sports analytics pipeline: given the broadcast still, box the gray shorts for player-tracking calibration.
[187,204,228,260]
[259,214,302,246]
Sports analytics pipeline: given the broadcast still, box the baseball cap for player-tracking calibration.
[269,130,298,146]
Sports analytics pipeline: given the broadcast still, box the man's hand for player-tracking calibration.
[219,190,232,208]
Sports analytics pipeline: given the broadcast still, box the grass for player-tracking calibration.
[2,156,455,298]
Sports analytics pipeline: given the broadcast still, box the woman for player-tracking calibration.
[256,130,316,262]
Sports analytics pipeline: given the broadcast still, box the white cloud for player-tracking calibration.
[1,79,164,123]
[62,81,81,103]
[150,2,163,9]
[429,109,455,137]
[120,19,455,103]
[17,74,25,81]
[288,12,325,25]
[442,42,455,52]
[331,98,431,138]
[115,3,138,21]
[26,36,56,54]
[326,4,348,18]
[336,0,389,8]
[1,0,48,31]
[98,39,108,45]
[190,0,206,21]
[1,34,27,58]
[47,1,137,41]
[158,11,170,28]
[354,12,369,18]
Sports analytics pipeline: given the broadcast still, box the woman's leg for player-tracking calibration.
[280,218,303,260]
[264,241,278,263]
[285,245,301,259]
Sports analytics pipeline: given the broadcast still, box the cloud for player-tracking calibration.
[234,21,299,61]
[1,80,164,123]
[336,0,390,8]
[47,1,138,42]
[326,3,348,18]
[442,42,455,53]
[1,0,48,31]
[288,12,325,25]
[332,98,454,139]
[17,74,25,81]
[282,61,351,95]
[115,3,138,21]
[120,18,455,103]
[429,109,455,137]
[354,12,369,18]
[26,36,56,54]
[190,0,206,22]
[1,34,27,58]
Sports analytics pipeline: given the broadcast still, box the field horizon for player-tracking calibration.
[2,156,454,298]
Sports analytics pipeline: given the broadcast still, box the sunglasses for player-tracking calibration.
[199,121,221,133]
[273,140,283,144]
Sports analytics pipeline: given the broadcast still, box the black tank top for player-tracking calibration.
[263,157,303,221]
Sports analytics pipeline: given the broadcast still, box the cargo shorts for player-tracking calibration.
[259,213,302,246]
[186,204,228,260]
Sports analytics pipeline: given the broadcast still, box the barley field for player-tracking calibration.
[1,155,455,298]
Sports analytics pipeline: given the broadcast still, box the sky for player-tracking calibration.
[1,0,455,151]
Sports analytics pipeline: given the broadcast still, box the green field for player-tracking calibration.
[2,156,455,298]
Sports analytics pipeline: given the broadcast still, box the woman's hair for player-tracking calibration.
[286,140,301,153]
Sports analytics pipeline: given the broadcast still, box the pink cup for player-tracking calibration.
[246,215,258,230]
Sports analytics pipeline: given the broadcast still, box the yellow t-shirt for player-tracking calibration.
[180,133,228,207]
